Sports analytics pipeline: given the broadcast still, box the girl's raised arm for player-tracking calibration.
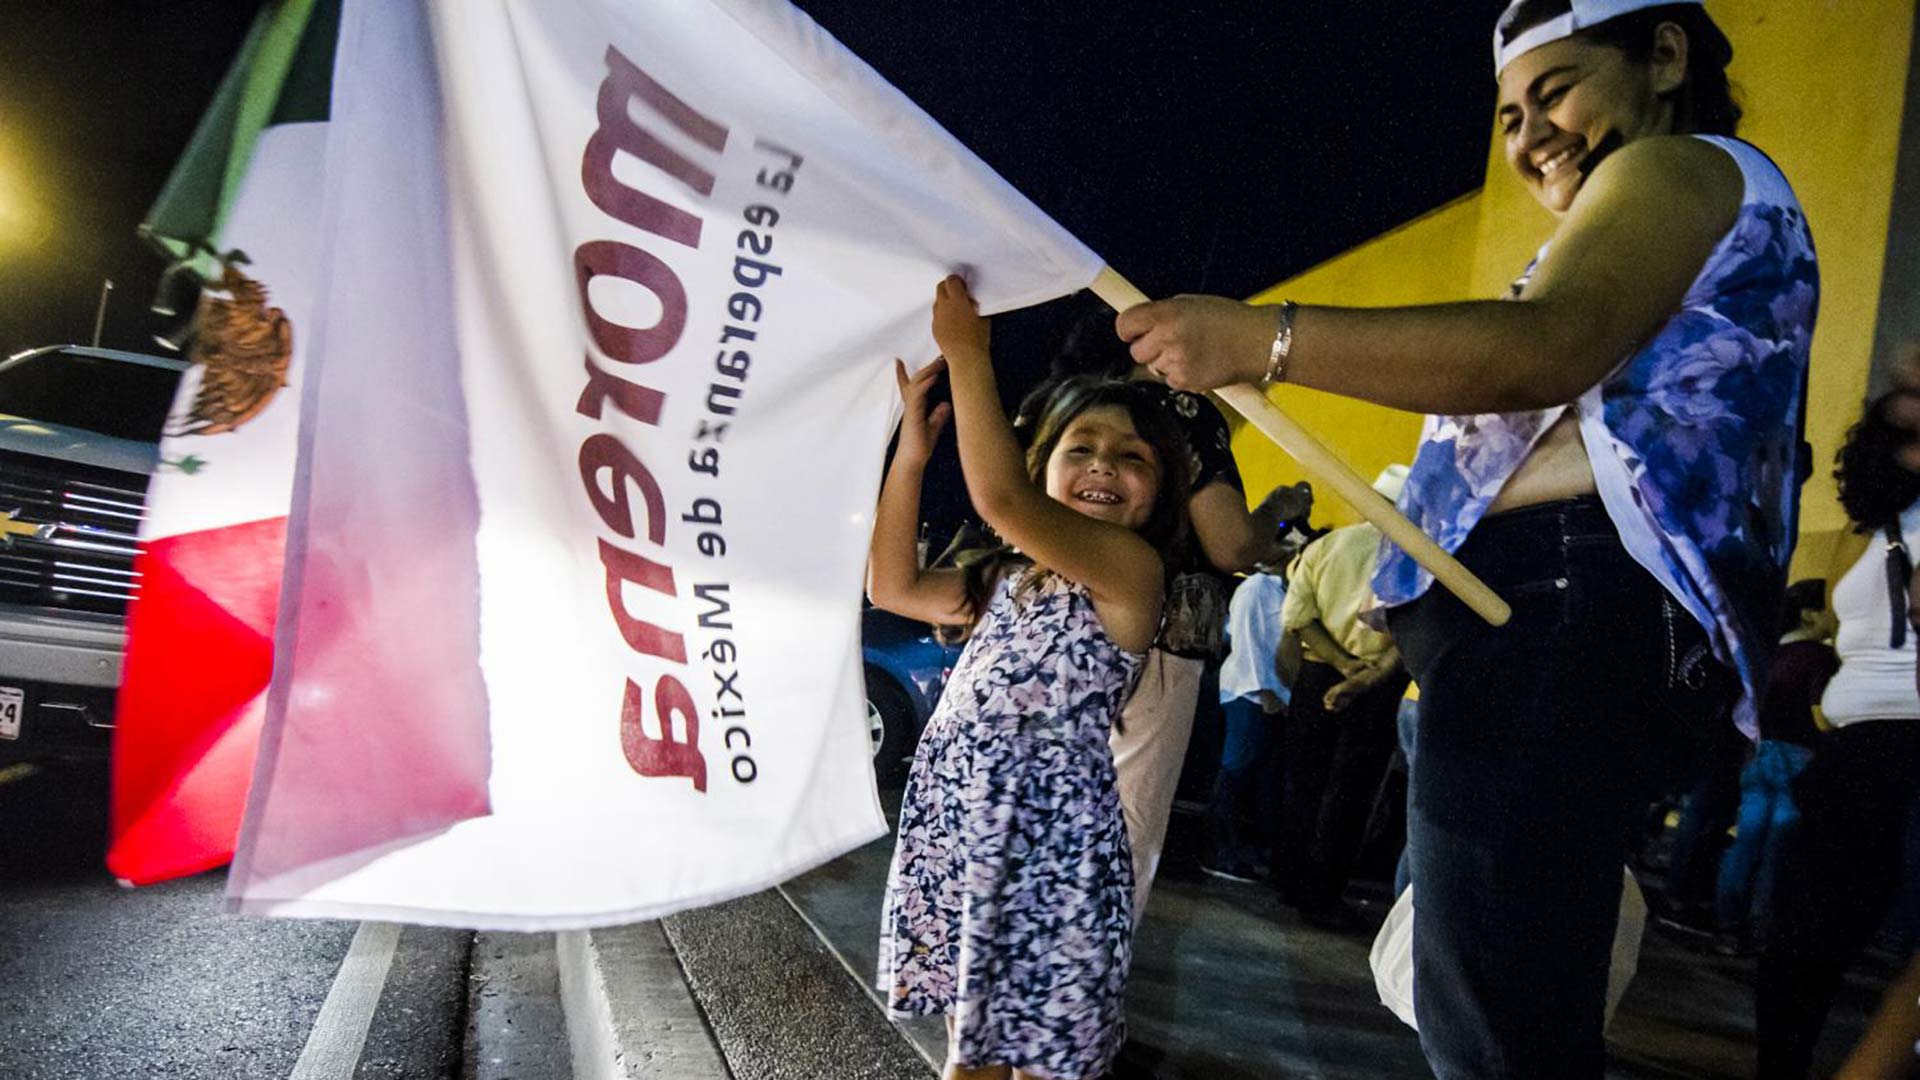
[866,357,971,626]
[932,276,1164,654]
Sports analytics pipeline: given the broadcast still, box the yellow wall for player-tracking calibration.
[1240,196,1483,527]
[1235,0,1918,580]
[1730,1,1915,582]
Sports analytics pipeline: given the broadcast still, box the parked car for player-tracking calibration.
[0,345,186,765]
[860,605,963,785]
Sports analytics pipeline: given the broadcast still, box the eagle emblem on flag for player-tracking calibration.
[175,262,293,437]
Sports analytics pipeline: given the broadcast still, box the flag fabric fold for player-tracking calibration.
[226,0,1104,929]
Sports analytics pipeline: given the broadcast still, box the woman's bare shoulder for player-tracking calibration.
[1586,135,1743,211]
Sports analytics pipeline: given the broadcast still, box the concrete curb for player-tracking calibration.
[557,889,936,1079]
[556,924,730,1079]
[657,890,932,1079]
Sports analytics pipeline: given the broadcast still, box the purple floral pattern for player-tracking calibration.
[1374,137,1818,735]
[878,570,1138,1080]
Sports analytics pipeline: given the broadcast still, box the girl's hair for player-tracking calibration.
[1836,392,1920,533]
[1498,2,1741,136]
[943,376,1192,630]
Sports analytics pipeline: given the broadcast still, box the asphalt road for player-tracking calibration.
[0,762,468,1080]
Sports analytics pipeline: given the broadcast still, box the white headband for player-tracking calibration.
[1493,0,1707,75]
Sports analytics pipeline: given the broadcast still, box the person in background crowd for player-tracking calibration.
[1020,311,1311,918]
[1204,497,1314,883]
[1757,395,1920,1078]
[1885,343,1920,475]
[1833,954,1920,1080]
[1829,339,1920,1080]
[1711,579,1837,954]
[1891,794,1920,959]
[1271,466,1412,928]
[1654,707,1751,935]
[1112,2,1816,1071]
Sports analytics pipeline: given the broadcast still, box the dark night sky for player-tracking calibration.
[0,2,1498,359]
[0,1,1503,542]
[1,1,261,352]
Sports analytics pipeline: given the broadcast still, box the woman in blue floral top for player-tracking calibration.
[1114,2,1816,1076]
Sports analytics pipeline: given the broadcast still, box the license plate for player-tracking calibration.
[0,686,20,740]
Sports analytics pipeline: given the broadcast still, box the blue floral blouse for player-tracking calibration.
[1373,136,1819,735]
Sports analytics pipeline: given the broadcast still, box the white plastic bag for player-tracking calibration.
[1369,868,1648,1031]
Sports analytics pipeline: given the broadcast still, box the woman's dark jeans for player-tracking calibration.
[1387,496,1718,1079]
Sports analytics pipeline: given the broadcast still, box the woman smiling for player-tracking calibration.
[1116,2,1817,1075]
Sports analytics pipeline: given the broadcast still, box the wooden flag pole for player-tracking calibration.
[1088,266,1512,628]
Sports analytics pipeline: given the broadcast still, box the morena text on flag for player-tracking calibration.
[571,44,803,794]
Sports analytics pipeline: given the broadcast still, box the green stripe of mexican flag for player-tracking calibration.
[141,0,337,265]
[109,0,340,887]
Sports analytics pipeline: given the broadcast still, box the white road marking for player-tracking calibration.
[289,921,401,1080]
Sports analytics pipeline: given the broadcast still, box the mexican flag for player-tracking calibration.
[109,0,339,885]
[222,0,1106,928]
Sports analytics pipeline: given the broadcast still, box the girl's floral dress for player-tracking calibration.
[879,570,1139,1080]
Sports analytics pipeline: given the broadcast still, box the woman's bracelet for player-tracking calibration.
[1262,301,1298,386]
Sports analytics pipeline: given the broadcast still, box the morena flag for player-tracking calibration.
[218,0,1104,928]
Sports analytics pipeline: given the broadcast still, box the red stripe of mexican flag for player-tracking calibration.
[108,0,338,885]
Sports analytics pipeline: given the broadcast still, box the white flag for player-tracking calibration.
[228,0,1104,928]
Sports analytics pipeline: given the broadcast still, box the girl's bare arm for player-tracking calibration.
[932,276,1164,653]
[866,358,970,625]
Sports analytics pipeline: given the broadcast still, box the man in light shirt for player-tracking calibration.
[1204,494,1316,882]
[1272,466,1411,927]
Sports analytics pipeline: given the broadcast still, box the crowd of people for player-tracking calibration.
[860,2,1918,1078]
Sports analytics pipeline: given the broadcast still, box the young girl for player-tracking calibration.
[870,275,1189,1080]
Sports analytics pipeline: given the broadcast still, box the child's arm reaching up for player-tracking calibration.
[867,356,971,625]
[932,275,1165,654]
